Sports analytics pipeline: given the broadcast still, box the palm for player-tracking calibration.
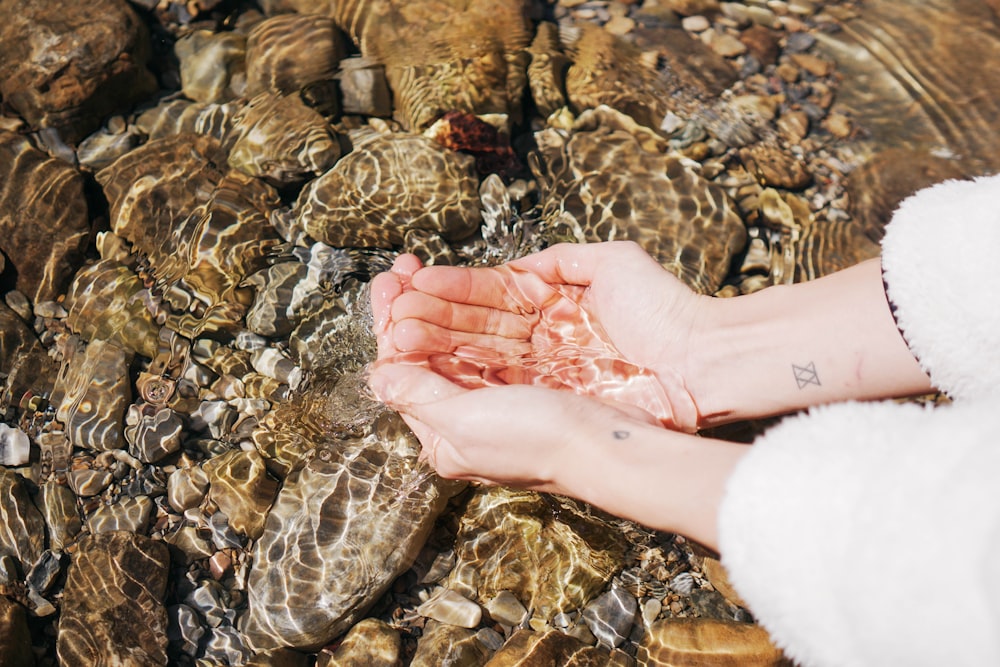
[371,242,702,430]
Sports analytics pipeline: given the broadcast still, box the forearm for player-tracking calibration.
[559,418,747,551]
[682,258,932,427]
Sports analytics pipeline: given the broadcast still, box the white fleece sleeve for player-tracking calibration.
[880,174,1000,401]
[718,174,1000,666]
[718,400,1000,667]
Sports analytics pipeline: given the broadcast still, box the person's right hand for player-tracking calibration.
[372,242,708,432]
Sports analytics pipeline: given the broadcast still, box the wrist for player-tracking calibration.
[561,415,743,550]
[679,259,932,428]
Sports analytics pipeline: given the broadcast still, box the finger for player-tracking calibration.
[390,253,424,284]
[367,362,467,409]
[394,411,443,466]
[410,264,523,310]
[370,270,404,359]
[507,241,649,286]
[392,318,532,358]
[391,290,534,339]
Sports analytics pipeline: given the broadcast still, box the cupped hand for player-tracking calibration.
[367,361,659,491]
[370,242,705,432]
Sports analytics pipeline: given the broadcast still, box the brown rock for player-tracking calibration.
[699,557,748,609]
[705,31,748,58]
[410,621,491,667]
[790,52,834,77]
[203,449,279,540]
[637,618,790,666]
[740,25,781,66]
[0,300,60,411]
[175,30,247,104]
[0,0,157,143]
[247,648,313,667]
[245,13,347,97]
[242,376,459,652]
[446,487,625,621]
[661,0,720,16]
[777,110,810,142]
[0,132,91,304]
[484,628,620,666]
[0,597,33,666]
[0,468,46,573]
[631,25,739,98]
[318,618,400,667]
[337,58,394,117]
[57,531,170,667]
[739,143,812,190]
[823,112,852,139]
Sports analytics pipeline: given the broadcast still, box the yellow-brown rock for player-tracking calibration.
[637,618,789,666]
[203,449,279,540]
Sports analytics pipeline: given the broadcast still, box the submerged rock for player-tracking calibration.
[0,0,157,143]
[242,370,461,651]
[57,531,170,666]
[0,469,46,574]
[0,132,91,304]
[447,487,625,622]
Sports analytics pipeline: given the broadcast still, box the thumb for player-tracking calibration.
[367,362,466,411]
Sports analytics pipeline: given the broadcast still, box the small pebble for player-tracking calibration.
[581,586,638,649]
[681,15,710,32]
[416,588,483,628]
[485,591,528,627]
[604,15,635,35]
[824,112,852,138]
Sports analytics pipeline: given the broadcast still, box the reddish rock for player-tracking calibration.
[0,0,158,143]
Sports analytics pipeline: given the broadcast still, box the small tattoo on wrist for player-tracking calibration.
[792,361,821,389]
[612,430,630,440]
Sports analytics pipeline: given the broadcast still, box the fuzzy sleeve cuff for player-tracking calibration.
[717,400,1000,667]
[880,174,1000,400]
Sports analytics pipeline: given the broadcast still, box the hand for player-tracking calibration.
[367,361,660,490]
[368,360,744,550]
[370,242,706,431]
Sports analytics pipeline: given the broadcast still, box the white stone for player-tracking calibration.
[681,15,710,32]
[0,424,30,466]
[416,587,483,628]
[485,590,528,626]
